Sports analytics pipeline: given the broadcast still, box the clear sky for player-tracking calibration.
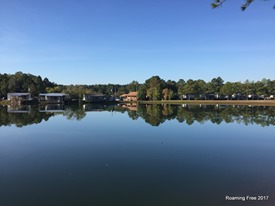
[0,0,274,85]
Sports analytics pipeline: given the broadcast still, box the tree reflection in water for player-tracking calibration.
[1,104,275,127]
[0,105,54,128]
[133,104,275,127]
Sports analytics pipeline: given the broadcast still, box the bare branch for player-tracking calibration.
[211,0,275,11]
[211,0,226,9]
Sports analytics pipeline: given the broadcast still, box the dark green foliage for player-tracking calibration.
[137,84,147,100]
[1,72,274,101]
[177,79,186,100]
[0,72,142,100]
[144,76,165,100]
[0,72,56,98]
[209,77,224,94]
[86,81,141,98]
[0,105,54,128]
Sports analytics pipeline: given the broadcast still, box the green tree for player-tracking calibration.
[255,79,268,96]
[220,82,238,99]
[177,79,186,100]
[162,88,174,100]
[128,80,139,92]
[46,86,63,93]
[209,77,224,94]
[267,80,275,95]
[0,73,9,97]
[145,76,164,100]
[194,79,207,95]
[168,90,174,100]
[63,85,92,100]
[137,85,147,100]
[183,79,195,94]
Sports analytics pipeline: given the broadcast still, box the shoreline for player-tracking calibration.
[1,99,275,106]
[137,100,275,106]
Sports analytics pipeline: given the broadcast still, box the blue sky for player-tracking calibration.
[0,0,274,85]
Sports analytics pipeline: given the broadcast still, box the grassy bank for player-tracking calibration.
[137,100,275,106]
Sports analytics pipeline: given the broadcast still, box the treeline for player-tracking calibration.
[0,72,139,99]
[137,76,275,100]
[1,72,275,100]
[0,72,55,98]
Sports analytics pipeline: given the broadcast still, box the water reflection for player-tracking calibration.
[7,105,31,113]
[0,105,54,128]
[129,104,275,127]
[1,103,275,206]
[1,104,275,127]
[39,104,65,112]
[63,104,86,120]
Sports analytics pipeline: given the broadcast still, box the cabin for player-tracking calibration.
[232,93,245,100]
[83,94,105,102]
[39,93,66,103]
[7,93,31,101]
[247,94,258,100]
[182,94,195,100]
[120,92,138,101]
[215,94,229,100]
[199,93,215,100]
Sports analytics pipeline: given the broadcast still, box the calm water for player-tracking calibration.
[0,104,275,206]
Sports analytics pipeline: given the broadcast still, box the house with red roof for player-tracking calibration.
[120,92,138,101]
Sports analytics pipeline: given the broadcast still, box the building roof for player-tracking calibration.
[39,93,66,97]
[8,93,30,96]
[120,92,137,97]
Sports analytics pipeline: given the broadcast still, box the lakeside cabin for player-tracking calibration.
[182,94,195,100]
[39,93,66,103]
[7,93,32,101]
[83,94,105,102]
[120,92,138,101]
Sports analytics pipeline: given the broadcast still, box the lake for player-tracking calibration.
[0,103,275,206]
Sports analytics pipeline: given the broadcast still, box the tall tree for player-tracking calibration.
[137,85,147,100]
[128,80,139,92]
[209,77,224,94]
[145,76,164,100]
[177,79,186,100]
